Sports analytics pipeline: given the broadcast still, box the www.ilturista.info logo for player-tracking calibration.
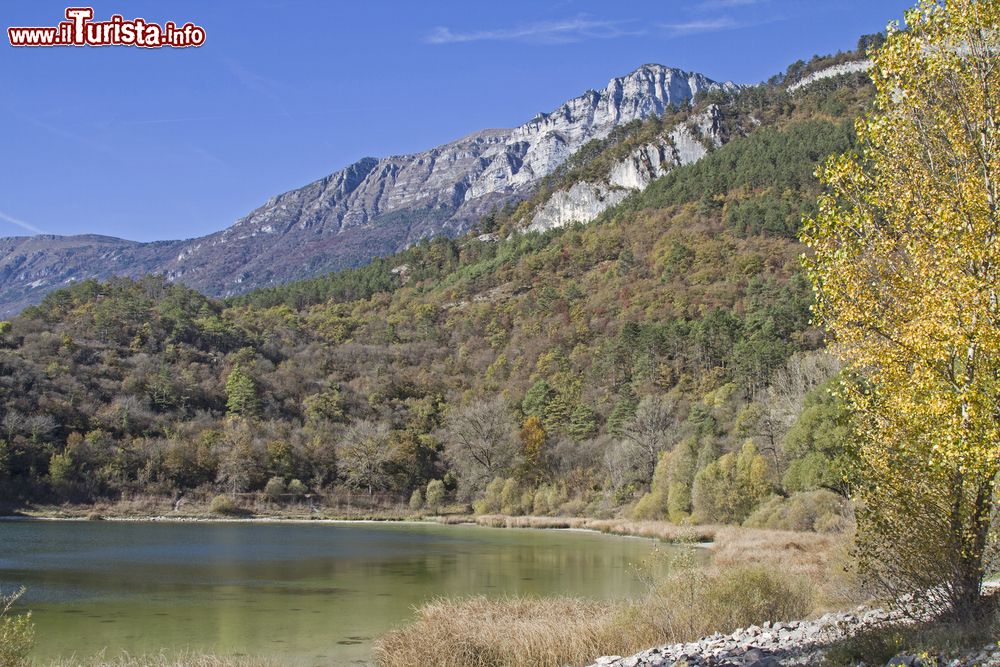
[8,7,205,48]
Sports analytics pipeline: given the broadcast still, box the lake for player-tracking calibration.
[0,520,672,666]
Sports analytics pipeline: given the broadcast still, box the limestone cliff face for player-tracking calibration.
[0,64,737,315]
[214,65,735,244]
[786,60,871,93]
[527,105,725,232]
[484,65,734,193]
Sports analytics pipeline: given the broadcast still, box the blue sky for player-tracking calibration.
[1,0,913,242]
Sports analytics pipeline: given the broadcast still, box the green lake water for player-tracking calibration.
[0,520,674,666]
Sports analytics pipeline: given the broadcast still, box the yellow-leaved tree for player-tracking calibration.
[802,0,999,618]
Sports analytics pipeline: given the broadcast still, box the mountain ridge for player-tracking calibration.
[0,64,736,316]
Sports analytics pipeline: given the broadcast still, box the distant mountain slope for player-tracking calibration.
[0,64,736,316]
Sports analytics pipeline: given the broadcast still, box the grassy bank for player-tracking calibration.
[436,515,719,543]
[433,516,847,594]
[375,524,858,667]
[374,563,818,667]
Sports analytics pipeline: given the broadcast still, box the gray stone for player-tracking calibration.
[526,105,724,232]
[746,658,782,667]
[585,602,991,667]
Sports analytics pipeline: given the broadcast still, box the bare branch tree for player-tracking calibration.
[443,399,518,497]
[338,420,393,496]
[622,395,678,480]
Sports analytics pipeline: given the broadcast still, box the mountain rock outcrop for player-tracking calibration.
[527,105,725,232]
[0,64,737,316]
[787,60,871,92]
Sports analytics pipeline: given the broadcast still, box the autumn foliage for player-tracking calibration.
[803,0,1000,617]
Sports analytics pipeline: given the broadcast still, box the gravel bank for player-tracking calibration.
[590,606,1000,667]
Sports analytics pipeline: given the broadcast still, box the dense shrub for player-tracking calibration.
[691,441,772,524]
[744,490,853,533]
[630,452,670,520]
[286,479,307,497]
[263,476,286,501]
[209,494,240,516]
[472,478,503,515]
[409,488,424,510]
[425,480,445,512]
[530,483,568,516]
[780,380,853,494]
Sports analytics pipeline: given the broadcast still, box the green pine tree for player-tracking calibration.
[567,404,597,441]
[225,365,259,418]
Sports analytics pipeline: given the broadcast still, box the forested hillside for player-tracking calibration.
[0,54,874,529]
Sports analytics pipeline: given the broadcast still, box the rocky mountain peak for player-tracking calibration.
[0,63,737,315]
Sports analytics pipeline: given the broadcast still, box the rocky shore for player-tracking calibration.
[591,606,1000,667]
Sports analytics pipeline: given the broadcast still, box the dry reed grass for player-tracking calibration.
[446,515,718,543]
[711,526,839,579]
[710,526,860,610]
[432,515,477,525]
[373,596,647,667]
[376,522,859,667]
[20,496,422,522]
[584,519,717,543]
[375,563,816,667]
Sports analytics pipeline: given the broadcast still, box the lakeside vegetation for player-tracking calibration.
[375,523,847,667]
[375,565,812,667]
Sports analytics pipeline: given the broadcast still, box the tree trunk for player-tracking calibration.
[950,478,993,620]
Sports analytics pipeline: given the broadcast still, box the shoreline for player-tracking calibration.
[0,513,425,524]
[0,514,689,547]
[0,507,723,544]
[0,514,430,525]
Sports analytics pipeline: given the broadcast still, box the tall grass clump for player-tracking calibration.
[209,494,242,516]
[0,588,33,667]
[375,545,818,667]
[374,596,637,667]
[628,556,813,642]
